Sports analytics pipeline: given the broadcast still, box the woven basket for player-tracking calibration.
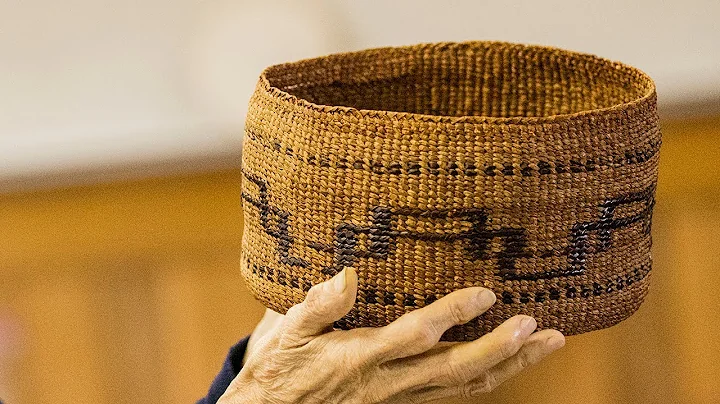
[240,41,660,341]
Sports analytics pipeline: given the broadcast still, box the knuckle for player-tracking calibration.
[302,286,329,316]
[406,314,440,349]
[466,371,497,396]
[517,349,533,370]
[497,336,522,360]
[284,304,303,320]
[447,300,472,324]
[444,360,473,386]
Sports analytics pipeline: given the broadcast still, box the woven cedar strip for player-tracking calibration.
[240,41,660,340]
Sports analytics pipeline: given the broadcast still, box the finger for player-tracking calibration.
[279,268,358,347]
[373,287,496,360]
[411,329,565,401]
[385,315,538,388]
[479,329,565,389]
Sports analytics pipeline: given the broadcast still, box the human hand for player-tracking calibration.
[220,268,565,403]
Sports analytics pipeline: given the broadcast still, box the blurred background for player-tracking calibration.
[0,0,718,403]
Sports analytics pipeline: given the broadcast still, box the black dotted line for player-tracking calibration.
[248,259,314,293]
[246,129,660,177]
[499,264,650,304]
[245,256,650,306]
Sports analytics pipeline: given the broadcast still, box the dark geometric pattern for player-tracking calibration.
[566,184,656,276]
[241,167,655,282]
[307,207,533,278]
[240,169,310,268]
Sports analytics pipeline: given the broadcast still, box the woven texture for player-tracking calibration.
[240,41,660,341]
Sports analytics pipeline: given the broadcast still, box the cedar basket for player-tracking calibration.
[240,41,660,341]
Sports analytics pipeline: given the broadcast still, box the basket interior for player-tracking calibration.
[265,42,654,118]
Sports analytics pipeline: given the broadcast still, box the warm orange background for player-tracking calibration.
[1,116,719,403]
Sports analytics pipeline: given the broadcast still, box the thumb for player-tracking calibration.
[280,268,358,347]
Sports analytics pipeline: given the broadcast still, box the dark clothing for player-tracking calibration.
[197,336,250,404]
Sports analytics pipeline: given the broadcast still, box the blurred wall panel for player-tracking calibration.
[0,170,266,403]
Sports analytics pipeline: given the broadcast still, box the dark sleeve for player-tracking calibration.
[196,335,251,404]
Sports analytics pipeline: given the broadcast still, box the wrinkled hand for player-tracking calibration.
[219,268,565,403]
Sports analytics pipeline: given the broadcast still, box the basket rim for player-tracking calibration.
[257,40,657,126]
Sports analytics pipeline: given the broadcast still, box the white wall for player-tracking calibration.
[1,0,718,184]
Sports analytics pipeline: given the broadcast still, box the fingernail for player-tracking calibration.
[546,335,566,350]
[476,289,496,306]
[332,268,347,293]
[520,317,536,334]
